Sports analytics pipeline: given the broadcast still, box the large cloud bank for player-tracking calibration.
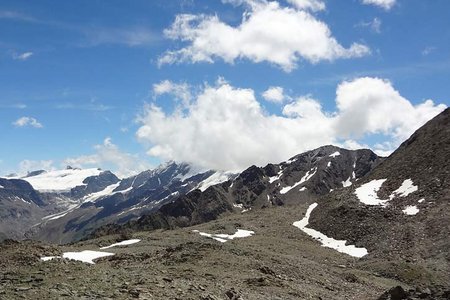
[136,77,446,171]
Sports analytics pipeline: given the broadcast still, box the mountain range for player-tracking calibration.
[0,108,448,299]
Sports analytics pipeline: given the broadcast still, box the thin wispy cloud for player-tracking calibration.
[81,27,160,47]
[356,17,382,33]
[12,116,43,128]
[422,46,436,56]
[0,10,36,22]
[12,51,33,61]
[55,102,113,111]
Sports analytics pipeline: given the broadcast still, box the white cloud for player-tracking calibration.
[262,86,285,103]
[136,77,446,171]
[153,80,192,107]
[334,77,446,142]
[286,0,325,12]
[159,1,370,72]
[63,138,152,178]
[361,0,396,10]
[12,52,33,61]
[82,27,158,47]
[18,160,54,176]
[13,116,43,128]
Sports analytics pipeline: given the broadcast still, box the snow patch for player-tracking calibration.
[326,162,331,168]
[402,205,419,215]
[329,151,340,158]
[41,250,114,264]
[389,179,418,199]
[342,176,352,187]
[293,203,368,258]
[280,167,316,194]
[354,179,388,206]
[299,187,307,192]
[193,229,254,243]
[418,198,425,203]
[0,184,4,189]
[100,239,141,250]
[355,178,419,207]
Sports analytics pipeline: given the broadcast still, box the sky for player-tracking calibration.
[0,0,449,177]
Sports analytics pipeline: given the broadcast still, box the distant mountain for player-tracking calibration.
[0,167,120,241]
[92,146,382,238]
[31,162,235,243]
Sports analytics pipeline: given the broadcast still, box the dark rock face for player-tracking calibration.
[0,178,44,206]
[0,178,46,240]
[70,171,120,199]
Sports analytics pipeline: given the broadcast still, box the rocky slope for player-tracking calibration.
[308,108,450,287]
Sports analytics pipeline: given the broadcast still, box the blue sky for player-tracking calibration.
[0,0,449,176]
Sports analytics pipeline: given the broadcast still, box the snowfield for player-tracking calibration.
[293,203,368,258]
[193,229,255,243]
[22,168,102,192]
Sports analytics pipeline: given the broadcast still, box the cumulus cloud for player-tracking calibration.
[12,51,33,61]
[153,80,192,107]
[158,0,370,71]
[262,86,286,103]
[361,0,396,10]
[13,116,43,128]
[63,138,152,178]
[286,0,325,12]
[136,77,446,171]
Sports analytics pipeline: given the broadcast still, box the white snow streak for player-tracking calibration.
[82,182,121,203]
[193,229,254,243]
[293,203,368,258]
[280,167,316,194]
[100,239,141,249]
